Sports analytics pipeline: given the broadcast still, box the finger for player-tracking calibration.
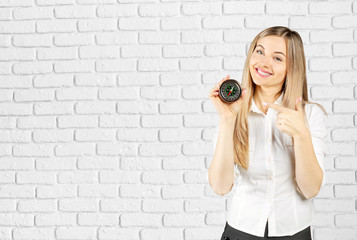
[240,89,247,99]
[210,82,223,95]
[295,96,303,112]
[209,88,219,97]
[276,118,283,124]
[209,90,219,98]
[276,122,284,131]
[277,112,285,119]
[264,102,287,113]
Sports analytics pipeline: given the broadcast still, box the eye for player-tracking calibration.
[256,50,282,62]
[256,49,283,62]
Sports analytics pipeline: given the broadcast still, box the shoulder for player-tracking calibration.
[304,103,327,134]
[304,102,326,121]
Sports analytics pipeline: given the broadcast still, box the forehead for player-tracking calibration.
[256,36,286,53]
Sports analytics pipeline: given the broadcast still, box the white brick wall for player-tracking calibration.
[0,1,356,239]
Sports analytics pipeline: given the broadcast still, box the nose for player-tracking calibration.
[260,58,272,69]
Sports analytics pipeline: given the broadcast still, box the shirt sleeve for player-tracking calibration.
[305,104,327,198]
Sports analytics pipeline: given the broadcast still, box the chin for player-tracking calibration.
[252,78,266,86]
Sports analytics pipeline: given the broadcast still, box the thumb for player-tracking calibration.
[295,96,302,112]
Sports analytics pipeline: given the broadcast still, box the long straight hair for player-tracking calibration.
[233,26,327,170]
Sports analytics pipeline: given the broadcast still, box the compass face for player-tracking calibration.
[219,79,242,103]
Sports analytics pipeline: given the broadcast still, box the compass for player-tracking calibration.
[219,79,242,103]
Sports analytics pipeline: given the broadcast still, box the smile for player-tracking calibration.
[255,68,272,78]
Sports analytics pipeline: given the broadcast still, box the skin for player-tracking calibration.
[249,35,287,115]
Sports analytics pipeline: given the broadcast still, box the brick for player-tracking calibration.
[13,228,54,239]
[78,184,117,197]
[139,3,180,17]
[59,199,97,212]
[100,199,141,212]
[54,5,96,18]
[333,15,357,28]
[165,213,204,227]
[78,19,117,32]
[99,170,141,184]
[246,16,288,28]
[143,199,182,212]
[182,2,221,15]
[78,213,119,225]
[33,129,73,142]
[203,15,244,29]
[310,86,353,99]
[333,43,357,56]
[121,213,162,227]
[35,213,76,226]
[17,199,56,212]
[309,57,351,71]
[225,1,265,14]
[142,170,182,184]
[97,4,137,17]
[290,16,330,29]
[13,7,53,20]
[309,2,351,14]
[161,16,201,31]
[37,19,76,33]
[266,2,307,15]
[119,17,159,30]
[310,29,353,43]
[56,227,96,239]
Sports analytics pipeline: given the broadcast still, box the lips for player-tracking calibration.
[255,67,272,75]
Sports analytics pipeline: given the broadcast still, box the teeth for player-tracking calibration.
[257,68,271,76]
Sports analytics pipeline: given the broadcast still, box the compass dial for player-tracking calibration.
[219,79,242,103]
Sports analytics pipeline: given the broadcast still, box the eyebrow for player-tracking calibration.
[256,44,286,57]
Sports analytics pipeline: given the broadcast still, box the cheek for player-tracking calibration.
[248,59,253,68]
[249,55,257,64]
[275,65,287,77]
[249,58,257,71]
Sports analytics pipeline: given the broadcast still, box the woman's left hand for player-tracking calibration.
[263,97,309,139]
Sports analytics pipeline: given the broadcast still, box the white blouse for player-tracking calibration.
[211,92,327,237]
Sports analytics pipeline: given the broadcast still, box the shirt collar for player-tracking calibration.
[250,92,284,114]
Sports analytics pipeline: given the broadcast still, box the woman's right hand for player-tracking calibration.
[209,75,247,121]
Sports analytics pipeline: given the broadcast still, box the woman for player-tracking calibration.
[208,26,327,240]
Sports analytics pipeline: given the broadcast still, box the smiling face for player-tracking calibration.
[249,35,287,90]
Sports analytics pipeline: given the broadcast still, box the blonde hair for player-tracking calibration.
[233,26,327,170]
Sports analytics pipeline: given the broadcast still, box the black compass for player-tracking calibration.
[219,79,242,103]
